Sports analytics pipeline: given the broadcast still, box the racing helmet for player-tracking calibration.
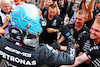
[10,4,43,50]
[11,4,43,36]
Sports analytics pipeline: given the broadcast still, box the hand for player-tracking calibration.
[78,52,91,64]
[49,40,60,50]
[72,0,75,3]
[6,15,11,22]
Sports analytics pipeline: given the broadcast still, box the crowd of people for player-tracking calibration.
[0,0,100,67]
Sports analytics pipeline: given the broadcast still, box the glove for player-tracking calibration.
[59,25,76,44]
[86,46,100,60]
[49,40,60,50]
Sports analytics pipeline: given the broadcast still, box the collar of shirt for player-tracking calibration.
[1,9,11,15]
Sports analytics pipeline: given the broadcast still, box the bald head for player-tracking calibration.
[1,0,11,5]
[1,0,11,14]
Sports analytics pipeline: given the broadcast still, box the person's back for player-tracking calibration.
[0,37,74,67]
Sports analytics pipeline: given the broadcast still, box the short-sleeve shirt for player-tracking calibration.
[39,14,63,44]
[61,23,89,46]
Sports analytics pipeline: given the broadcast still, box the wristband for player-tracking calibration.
[54,29,56,32]
[85,52,92,60]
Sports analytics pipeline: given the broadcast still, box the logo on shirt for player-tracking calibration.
[83,40,91,51]
[70,28,74,35]
[41,18,47,26]
[52,19,57,26]
[41,21,47,26]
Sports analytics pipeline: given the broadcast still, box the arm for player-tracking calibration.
[1,15,11,29]
[42,39,76,65]
[40,0,45,10]
[49,40,67,51]
[63,0,68,11]
[50,25,79,51]
[49,25,76,52]
[66,0,75,18]
[58,35,65,44]
[53,1,60,16]
[79,0,87,10]
[0,27,5,34]
[58,35,79,49]
[87,0,95,21]
[66,0,75,13]
[60,53,89,67]
[60,45,100,67]
[47,28,60,33]
[82,0,87,10]
[60,0,68,19]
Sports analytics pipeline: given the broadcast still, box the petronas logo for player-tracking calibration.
[52,19,57,26]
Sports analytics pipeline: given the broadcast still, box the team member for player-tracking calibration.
[93,1,100,19]
[58,9,89,48]
[0,0,12,35]
[40,3,63,44]
[60,13,100,67]
[69,0,95,29]
[40,0,60,16]
[0,4,76,67]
